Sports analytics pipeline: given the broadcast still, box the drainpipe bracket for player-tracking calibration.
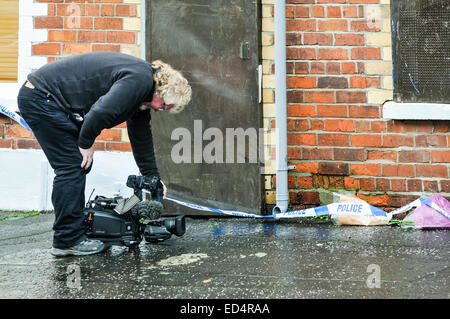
[276,165,296,172]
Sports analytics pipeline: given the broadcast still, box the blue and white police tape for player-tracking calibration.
[165,195,449,221]
[165,197,387,219]
[166,197,275,219]
[274,201,387,219]
[0,104,32,132]
[388,197,449,220]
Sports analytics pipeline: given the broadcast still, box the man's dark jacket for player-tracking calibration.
[28,51,158,176]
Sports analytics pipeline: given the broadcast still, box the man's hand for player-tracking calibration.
[79,146,95,170]
[160,180,167,199]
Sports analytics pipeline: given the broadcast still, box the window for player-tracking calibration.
[0,0,19,82]
[391,0,450,104]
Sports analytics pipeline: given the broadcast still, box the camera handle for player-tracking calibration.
[134,179,164,203]
[127,175,162,202]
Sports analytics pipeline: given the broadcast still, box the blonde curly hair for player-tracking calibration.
[151,60,192,113]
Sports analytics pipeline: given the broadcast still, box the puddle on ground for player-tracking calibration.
[144,253,209,269]
[240,252,267,258]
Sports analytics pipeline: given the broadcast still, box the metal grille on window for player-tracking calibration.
[392,0,450,103]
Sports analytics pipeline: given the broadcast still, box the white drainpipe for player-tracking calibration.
[140,0,146,60]
[273,0,293,214]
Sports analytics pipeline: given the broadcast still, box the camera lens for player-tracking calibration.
[164,216,185,237]
[144,225,171,243]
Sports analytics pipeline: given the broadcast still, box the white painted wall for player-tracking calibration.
[0,149,139,211]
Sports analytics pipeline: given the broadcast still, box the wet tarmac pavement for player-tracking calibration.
[0,212,449,299]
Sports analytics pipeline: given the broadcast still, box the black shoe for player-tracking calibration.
[50,239,107,257]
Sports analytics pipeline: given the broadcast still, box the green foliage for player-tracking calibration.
[0,210,41,221]
[389,219,415,226]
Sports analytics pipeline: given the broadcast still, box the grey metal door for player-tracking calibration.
[146,0,262,216]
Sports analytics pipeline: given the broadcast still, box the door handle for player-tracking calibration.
[240,41,250,60]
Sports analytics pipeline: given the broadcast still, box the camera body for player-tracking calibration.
[83,175,185,247]
[84,206,143,247]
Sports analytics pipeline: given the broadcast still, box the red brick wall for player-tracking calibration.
[35,0,137,60]
[0,113,130,152]
[0,0,139,152]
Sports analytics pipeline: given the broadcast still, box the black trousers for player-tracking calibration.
[17,83,90,248]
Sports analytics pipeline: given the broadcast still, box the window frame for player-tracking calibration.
[0,0,47,112]
[384,0,450,120]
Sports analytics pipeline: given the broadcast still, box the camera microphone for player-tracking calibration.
[131,200,164,220]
